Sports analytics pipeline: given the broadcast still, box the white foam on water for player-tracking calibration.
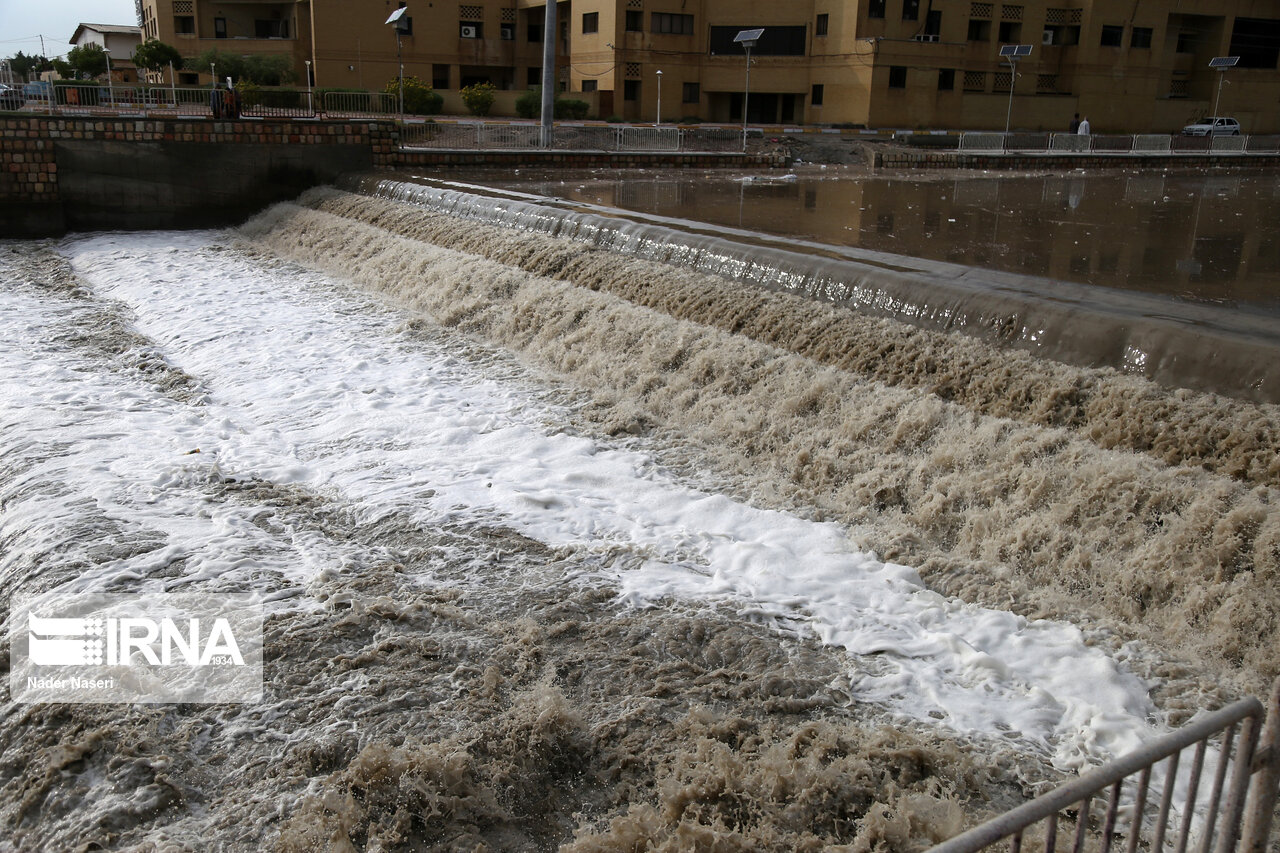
[10,230,1162,770]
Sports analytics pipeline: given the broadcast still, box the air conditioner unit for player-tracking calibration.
[1042,29,1054,45]
[461,25,478,38]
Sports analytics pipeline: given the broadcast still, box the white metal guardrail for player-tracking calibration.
[928,678,1280,853]
[961,131,1268,156]
[321,91,397,117]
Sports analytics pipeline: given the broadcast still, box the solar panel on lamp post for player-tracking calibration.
[385,7,409,122]
[734,29,764,153]
[999,44,1033,143]
[1209,56,1240,125]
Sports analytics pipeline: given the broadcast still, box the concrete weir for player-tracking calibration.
[0,116,781,237]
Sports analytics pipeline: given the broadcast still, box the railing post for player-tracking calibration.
[1240,677,1280,853]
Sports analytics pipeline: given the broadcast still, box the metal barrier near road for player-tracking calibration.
[322,91,397,118]
[928,678,1280,853]
[961,130,1270,156]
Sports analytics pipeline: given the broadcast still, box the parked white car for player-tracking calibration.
[1181,116,1241,136]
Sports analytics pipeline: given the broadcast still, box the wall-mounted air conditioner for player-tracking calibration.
[1042,29,1054,45]
[461,25,478,38]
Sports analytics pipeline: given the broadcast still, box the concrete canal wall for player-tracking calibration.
[0,116,781,237]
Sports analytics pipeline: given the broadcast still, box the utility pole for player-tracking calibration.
[540,1,557,148]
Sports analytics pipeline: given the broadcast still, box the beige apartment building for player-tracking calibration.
[134,0,1280,133]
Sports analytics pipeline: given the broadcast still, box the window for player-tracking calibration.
[938,68,955,90]
[968,19,991,40]
[1130,26,1152,48]
[963,70,986,91]
[528,23,543,42]
[174,16,195,34]
[583,12,598,34]
[1176,30,1196,53]
[433,64,450,89]
[1100,24,1123,46]
[682,81,699,102]
[903,0,919,21]
[925,10,942,35]
[652,13,694,35]
[816,13,829,36]
[582,79,597,92]
[889,66,907,88]
[624,79,639,100]
[460,21,482,38]
[811,83,824,105]
[999,21,1021,41]
[869,0,886,19]
[214,17,227,38]
[626,10,643,32]
[1229,17,1280,67]
[709,26,807,55]
[527,67,540,86]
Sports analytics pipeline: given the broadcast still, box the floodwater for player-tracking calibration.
[465,168,1280,312]
[1,170,1278,850]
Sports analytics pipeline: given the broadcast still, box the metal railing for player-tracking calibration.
[398,121,695,152]
[961,131,1274,156]
[928,678,1280,853]
[322,90,397,118]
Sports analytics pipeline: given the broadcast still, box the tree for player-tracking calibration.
[7,51,52,82]
[131,39,183,75]
[186,49,294,86]
[382,76,442,115]
[66,44,108,79]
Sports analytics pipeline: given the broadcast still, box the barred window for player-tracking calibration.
[963,70,986,91]
[652,13,694,35]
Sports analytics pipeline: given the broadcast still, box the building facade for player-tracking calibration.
[132,0,1280,133]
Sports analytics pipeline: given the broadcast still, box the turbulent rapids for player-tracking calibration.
[0,178,1277,850]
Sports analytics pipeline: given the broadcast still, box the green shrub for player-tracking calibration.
[383,76,443,115]
[555,98,589,120]
[460,81,497,116]
[515,88,542,119]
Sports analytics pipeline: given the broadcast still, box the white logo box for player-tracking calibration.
[11,591,263,704]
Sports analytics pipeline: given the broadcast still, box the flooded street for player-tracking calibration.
[467,168,1280,312]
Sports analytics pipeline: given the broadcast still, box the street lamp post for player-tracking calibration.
[385,7,409,121]
[305,60,313,114]
[999,44,1032,140]
[1209,56,1240,120]
[103,48,113,109]
[655,69,662,125]
[734,29,763,153]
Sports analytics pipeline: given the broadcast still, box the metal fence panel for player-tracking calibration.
[399,121,476,148]
[1004,132,1050,152]
[618,126,682,151]
[1050,133,1091,152]
[927,681,1280,853]
[960,132,1006,151]
[478,123,541,148]
[1211,135,1247,153]
[323,91,398,117]
[1091,134,1135,152]
[1246,134,1280,153]
[1133,133,1172,153]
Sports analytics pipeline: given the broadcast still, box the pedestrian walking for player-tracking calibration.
[1077,116,1091,135]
